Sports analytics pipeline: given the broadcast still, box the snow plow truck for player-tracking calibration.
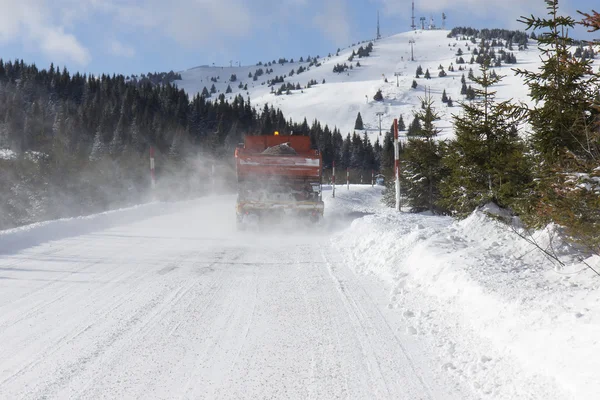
[235,132,324,229]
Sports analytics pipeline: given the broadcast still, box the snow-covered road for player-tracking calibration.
[0,193,465,399]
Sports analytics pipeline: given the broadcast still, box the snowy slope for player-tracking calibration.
[175,29,600,144]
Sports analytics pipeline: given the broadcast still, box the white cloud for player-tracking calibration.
[96,0,253,48]
[38,27,91,65]
[109,39,135,58]
[0,0,91,65]
[97,0,353,48]
[0,0,356,67]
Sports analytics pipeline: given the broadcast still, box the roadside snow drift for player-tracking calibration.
[332,187,600,400]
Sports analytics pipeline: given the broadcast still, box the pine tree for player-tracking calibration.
[398,115,406,131]
[362,132,376,171]
[440,60,531,216]
[579,9,600,32]
[354,112,364,130]
[225,84,232,93]
[411,80,418,89]
[441,89,448,103]
[381,129,394,169]
[515,2,598,164]
[373,137,382,171]
[90,122,107,161]
[401,94,446,213]
[350,132,365,169]
[332,129,344,167]
[424,69,431,79]
[341,133,352,169]
[373,89,384,101]
[466,85,476,100]
[407,116,422,136]
[513,1,600,249]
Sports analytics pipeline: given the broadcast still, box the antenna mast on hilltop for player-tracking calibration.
[442,13,447,30]
[420,17,426,30]
[411,2,416,30]
[377,10,381,39]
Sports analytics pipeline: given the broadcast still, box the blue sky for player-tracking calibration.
[0,0,596,76]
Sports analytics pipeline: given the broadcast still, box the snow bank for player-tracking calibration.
[332,189,600,399]
[0,149,16,160]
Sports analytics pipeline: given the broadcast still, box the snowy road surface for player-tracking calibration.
[0,192,466,399]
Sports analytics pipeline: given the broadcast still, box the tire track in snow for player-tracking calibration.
[8,246,196,399]
[0,248,161,392]
[320,244,436,400]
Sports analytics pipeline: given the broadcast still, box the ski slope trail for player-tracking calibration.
[0,193,469,399]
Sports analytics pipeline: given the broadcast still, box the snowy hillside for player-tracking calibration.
[175,29,599,142]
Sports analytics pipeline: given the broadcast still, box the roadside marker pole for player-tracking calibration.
[347,168,350,190]
[372,170,374,187]
[211,163,216,193]
[332,161,336,198]
[150,146,156,189]
[394,119,401,211]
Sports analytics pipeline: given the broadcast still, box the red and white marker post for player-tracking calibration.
[394,118,401,211]
[150,146,156,189]
[332,161,336,198]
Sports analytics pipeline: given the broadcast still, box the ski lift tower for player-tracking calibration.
[376,112,384,136]
[442,13,447,30]
[411,2,417,30]
[409,38,415,61]
[420,17,426,30]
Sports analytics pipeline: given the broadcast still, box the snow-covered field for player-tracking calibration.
[175,29,600,144]
[1,186,598,399]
